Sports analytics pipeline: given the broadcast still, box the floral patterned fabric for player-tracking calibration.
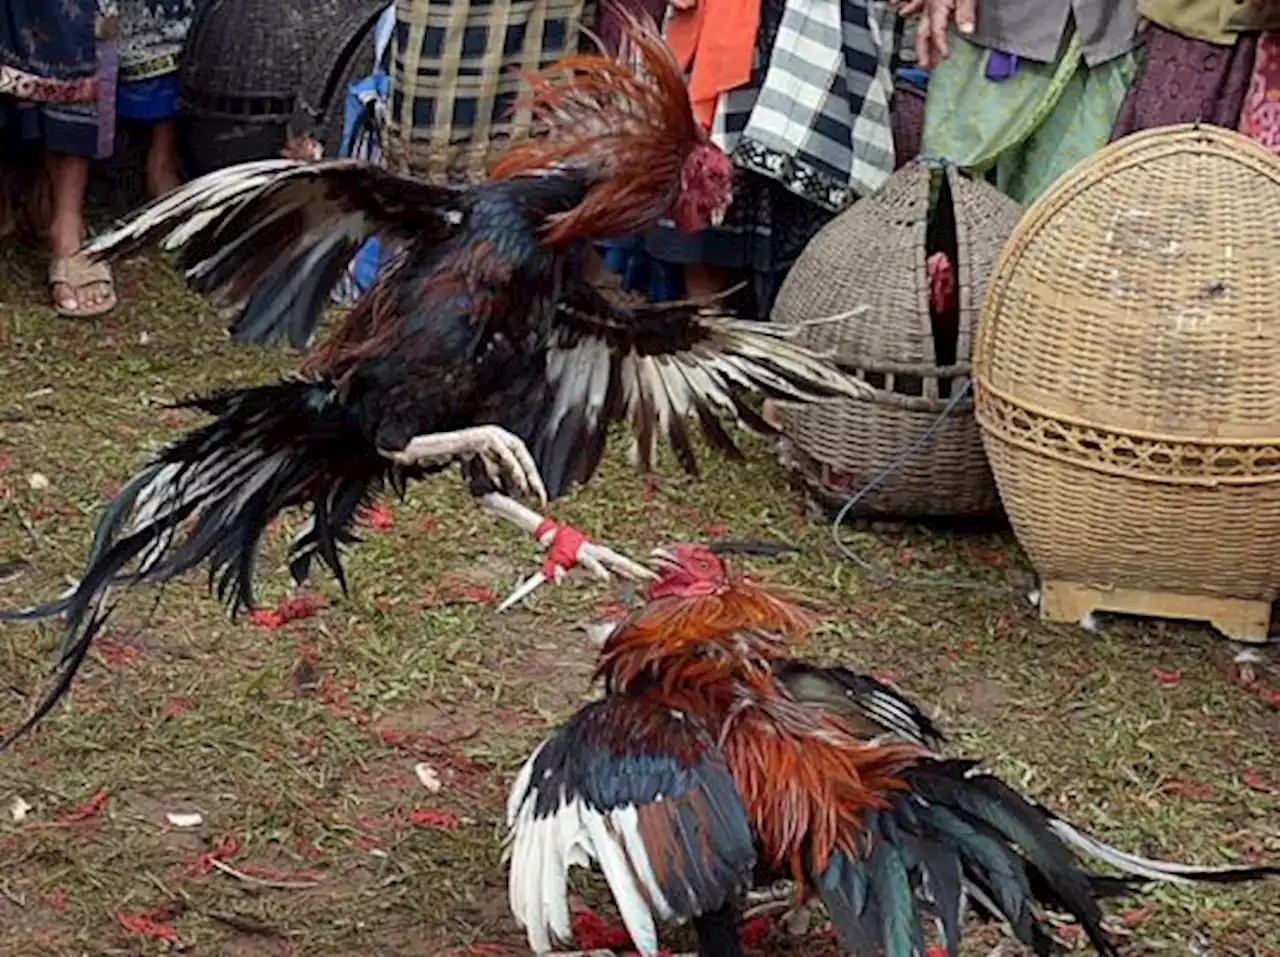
[118,0,194,84]
[1110,20,1256,141]
[0,0,100,104]
[1240,30,1280,151]
[0,0,107,157]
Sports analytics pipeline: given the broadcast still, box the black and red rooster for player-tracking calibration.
[0,18,868,746]
[506,544,1279,957]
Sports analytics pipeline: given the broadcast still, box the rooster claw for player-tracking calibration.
[387,426,547,505]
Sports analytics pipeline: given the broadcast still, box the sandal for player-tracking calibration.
[49,252,118,318]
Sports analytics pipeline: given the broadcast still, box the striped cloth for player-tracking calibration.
[386,0,594,182]
[708,0,907,213]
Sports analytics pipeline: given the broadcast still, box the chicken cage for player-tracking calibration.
[178,0,357,175]
[974,125,1280,642]
[772,161,1021,519]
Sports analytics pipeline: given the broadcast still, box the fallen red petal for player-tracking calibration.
[277,593,321,622]
[1151,667,1183,685]
[161,697,193,719]
[409,808,462,829]
[187,834,240,876]
[571,907,633,951]
[249,609,286,630]
[1163,779,1215,800]
[703,523,729,536]
[96,634,142,667]
[1243,770,1277,794]
[740,917,772,948]
[359,503,395,530]
[1256,686,1280,708]
[56,790,107,825]
[418,515,438,532]
[116,910,180,943]
[1120,903,1156,924]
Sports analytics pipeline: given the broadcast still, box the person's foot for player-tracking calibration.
[48,215,116,317]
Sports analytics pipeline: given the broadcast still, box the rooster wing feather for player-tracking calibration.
[470,278,872,499]
[83,159,468,348]
[506,695,756,956]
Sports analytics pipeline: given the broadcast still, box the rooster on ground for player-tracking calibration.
[506,544,1279,957]
[0,18,869,748]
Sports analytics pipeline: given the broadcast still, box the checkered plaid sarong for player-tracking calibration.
[387,0,593,182]
[710,0,906,212]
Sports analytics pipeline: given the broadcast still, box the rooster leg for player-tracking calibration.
[480,492,655,611]
[383,426,548,505]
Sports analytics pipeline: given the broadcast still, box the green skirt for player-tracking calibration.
[920,32,1138,205]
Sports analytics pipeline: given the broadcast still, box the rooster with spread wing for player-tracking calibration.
[507,544,1279,956]
[0,18,868,747]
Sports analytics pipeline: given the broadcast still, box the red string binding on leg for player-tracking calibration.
[535,520,590,578]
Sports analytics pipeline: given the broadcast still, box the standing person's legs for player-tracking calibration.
[144,117,181,197]
[46,147,117,317]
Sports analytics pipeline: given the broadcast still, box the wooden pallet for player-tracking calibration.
[1039,580,1273,644]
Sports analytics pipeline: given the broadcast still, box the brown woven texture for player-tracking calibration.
[973,124,1280,601]
[772,161,1021,518]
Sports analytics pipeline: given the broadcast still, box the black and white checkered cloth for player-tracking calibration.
[387,0,594,182]
[710,0,907,212]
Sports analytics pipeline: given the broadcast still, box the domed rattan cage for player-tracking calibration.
[772,161,1021,518]
[178,0,349,175]
[290,0,389,157]
[973,125,1280,642]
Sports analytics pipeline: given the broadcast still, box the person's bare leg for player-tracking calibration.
[144,119,182,198]
[46,151,112,313]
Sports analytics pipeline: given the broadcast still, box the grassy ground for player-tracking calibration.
[0,239,1277,957]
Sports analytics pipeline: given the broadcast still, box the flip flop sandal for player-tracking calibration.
[49,252,118,319]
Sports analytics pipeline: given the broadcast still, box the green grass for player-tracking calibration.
[0,239,1277,956]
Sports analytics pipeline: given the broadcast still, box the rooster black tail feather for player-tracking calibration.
[815,758,1120,957]
[817,757,1280,957]
[0,379,390,749]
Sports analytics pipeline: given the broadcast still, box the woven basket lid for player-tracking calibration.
[181,0,351,119]
[773,161,1020,386]
[291,0,388,147]
[974,124,1280,449]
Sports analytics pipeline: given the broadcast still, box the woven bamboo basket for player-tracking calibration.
[772,162,1021,518]
[178,0,350,174]
[973,125,1280,642]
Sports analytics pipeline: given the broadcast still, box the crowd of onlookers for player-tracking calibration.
[1,1,191,317]
[2,0,1278,321]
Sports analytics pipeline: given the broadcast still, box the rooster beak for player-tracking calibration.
[649,547,679,572]
[710,204,726,228]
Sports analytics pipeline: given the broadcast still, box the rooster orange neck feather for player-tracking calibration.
[599,577,922,880]
[491,15,710,244]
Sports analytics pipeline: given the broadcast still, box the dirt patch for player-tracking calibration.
[938,676,1012,717]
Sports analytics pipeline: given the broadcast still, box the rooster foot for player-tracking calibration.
[744,882,807,932]
[480,493,655,611]
[385,426,547,505]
